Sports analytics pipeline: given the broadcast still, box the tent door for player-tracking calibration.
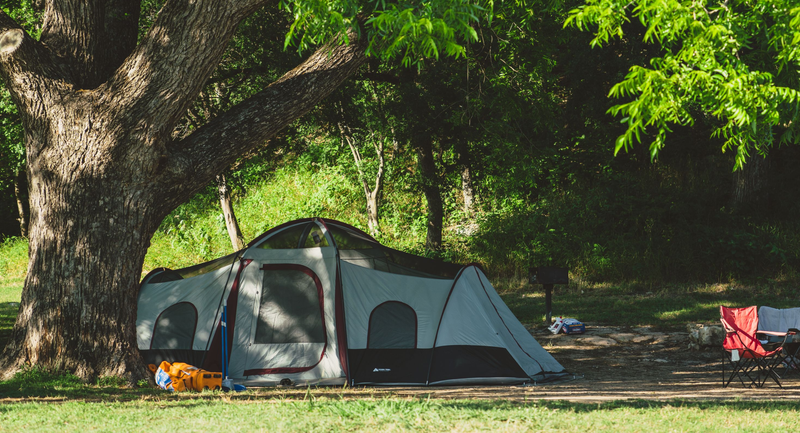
[236,263,328,376]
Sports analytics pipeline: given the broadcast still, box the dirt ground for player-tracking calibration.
[382,325,800,403]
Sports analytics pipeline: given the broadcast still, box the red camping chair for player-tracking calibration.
[720,306,795,388]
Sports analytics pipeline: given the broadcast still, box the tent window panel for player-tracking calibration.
[255,268,325,344]
[256,224,309,249]
[256,223,329,249]
[151,302,197,350]
[301,226,329,248]
[368,302,417,349]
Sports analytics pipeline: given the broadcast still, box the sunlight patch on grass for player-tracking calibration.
[0,237,26,303]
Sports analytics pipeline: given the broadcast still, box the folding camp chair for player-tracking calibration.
[758,306,800,377]
[720,306,795,388]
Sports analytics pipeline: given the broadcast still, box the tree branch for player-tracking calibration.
[39,0,142,88]
[105,0,271,142]
[158,32,368,210]
[0,11,72,154]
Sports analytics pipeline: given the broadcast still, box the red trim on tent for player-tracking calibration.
[202,259,252,372]
[243,366,317,376]
[225,259,252,365]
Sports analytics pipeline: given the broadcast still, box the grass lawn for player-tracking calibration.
[2,390,800,432]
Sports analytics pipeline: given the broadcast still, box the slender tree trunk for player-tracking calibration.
[456,142,475,216]
[13,168,28,238]
[365,190,380,236]
[340,124,385,237]
[217,174,244,251]
[729,154,770,212]
[415,137,443,250]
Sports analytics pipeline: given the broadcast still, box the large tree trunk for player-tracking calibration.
[415,138,443,251]
[13,168,28,238]
[14,161,160,380]
[0,2,366,381]
[217,174,245,251]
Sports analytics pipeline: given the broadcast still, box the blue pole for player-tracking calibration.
[221,304,228,378]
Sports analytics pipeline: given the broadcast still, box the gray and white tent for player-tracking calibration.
[137,218,568,386]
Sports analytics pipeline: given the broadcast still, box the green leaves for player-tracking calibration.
[567,0,800,166]
[279,0,491,67]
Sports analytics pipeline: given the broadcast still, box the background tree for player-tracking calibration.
[566,0,800,168]
[325,77,398,238]
[0,1,38,238]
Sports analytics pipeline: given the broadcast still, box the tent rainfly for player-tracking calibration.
[137,218,569,386]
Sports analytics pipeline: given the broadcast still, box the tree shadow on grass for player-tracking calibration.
[0,368,163,400]
[0,302,17,347]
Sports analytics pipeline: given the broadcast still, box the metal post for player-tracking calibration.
[544,283,553,324]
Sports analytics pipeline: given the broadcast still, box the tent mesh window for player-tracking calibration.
[328,224,461,279]
[368,302,417,349]
[256,222,330,249]
[255,268,325,344]
[151,302,197,350]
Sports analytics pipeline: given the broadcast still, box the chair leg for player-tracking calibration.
[722,350,760,388]
[756,356,784,388]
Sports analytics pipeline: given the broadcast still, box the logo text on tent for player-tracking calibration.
[373,368,391,373]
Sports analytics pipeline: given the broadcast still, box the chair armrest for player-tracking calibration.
[759,330,788,337]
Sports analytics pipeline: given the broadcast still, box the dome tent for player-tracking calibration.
[137,218,568,386]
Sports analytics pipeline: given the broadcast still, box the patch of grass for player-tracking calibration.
[0,237,24,346]
[0,395,798,432]
[0,236,26,303]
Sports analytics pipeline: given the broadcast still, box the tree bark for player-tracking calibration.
[729,154,770,212]
[415,137,443,251]
[339,123,385,237]
[456,141,475,217]
[0,2,367,381]
[13,168,28,238]
[217,174,245,251]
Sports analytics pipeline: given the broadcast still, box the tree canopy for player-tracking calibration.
[566,0,800,168]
